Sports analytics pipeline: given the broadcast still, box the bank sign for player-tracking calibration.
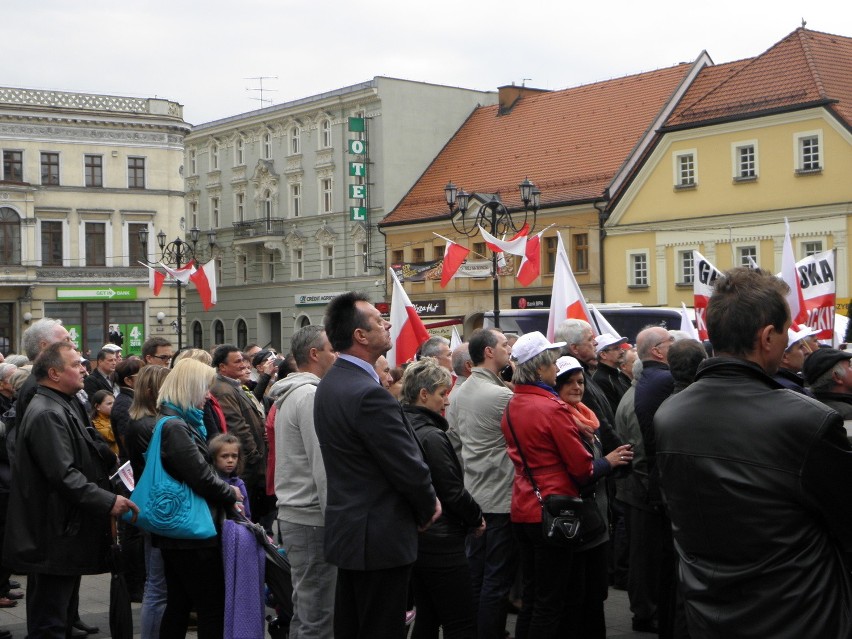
[295,292,346,306]
[57,287,137,301]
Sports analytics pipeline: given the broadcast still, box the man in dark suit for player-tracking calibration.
[315,292,440,639]
[83,348,118,398]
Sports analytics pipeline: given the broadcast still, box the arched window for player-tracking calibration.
[236,319,248,349]
[0,208,22,265]
[213,319,225,345]
[289,126,301,155]
[263,132,272,159]
[298,315,311,329]
[192,321,203,349]
[320,119,332,149]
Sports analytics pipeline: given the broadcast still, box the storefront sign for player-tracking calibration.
[411,300,446,317]
[57,287,137,301]
[512,295,552,309]
[295,292,346,306]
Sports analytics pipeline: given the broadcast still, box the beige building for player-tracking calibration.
[0,87,190,356]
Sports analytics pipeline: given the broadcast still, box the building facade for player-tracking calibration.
[604,29,852,307]
[182,77,495,351]
[0,87,190,356]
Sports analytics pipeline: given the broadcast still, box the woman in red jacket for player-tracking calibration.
[501,332,632,639]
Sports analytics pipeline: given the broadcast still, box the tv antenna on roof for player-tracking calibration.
[245,76,278,107]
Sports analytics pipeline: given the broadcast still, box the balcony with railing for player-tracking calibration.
[233,218,287,238]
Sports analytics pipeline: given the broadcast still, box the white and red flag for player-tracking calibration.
[189,259,218,311]
[516,231,544,286]
[160,261,196,284]
[139,262,166,296]
[387,269,430,368]
[692,250,723,341]
[781,218,808,325]
[433,234,470,288]
[478,224,529,256]
[546,232,593,341]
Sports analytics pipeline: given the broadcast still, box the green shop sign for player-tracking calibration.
[56,287,138,301]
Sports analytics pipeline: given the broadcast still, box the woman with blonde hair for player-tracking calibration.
[154,358,242,638]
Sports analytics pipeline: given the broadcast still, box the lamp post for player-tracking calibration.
[444,179,541,329]
[139,226,217,351]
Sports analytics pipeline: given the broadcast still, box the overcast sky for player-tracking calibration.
[4,1,848,125]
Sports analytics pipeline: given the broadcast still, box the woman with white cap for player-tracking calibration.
[554,354,633,637]
[500,332,632,638]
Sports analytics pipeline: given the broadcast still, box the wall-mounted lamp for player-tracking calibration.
[156,311,166,325]
[22,311,32,324]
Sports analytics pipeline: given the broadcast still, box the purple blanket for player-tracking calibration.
[222,519,266,639]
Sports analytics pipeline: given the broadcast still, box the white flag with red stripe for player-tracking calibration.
[517,231,544,286]
[139,262,166,296]
[547,232,593,341]
[782,218,808,324]
[387,269,430,367]
[478,224,529,257]
[160,261,196,284]
[189,259,218,311]
[692,250,723,341]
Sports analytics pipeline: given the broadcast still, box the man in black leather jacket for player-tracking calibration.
[655,268,852,638]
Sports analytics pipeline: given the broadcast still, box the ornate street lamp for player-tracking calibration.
[139,226,217,351]
[444,179,541,328]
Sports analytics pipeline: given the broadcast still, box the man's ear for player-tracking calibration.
[757,325,776,353]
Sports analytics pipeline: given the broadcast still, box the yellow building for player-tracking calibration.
[604,28,852,306]
[0,87,190,355]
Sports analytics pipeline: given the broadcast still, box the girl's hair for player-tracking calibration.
[129,365,170,420]
[173,348,213,366]
[157,358,216,411]
[399,357,452,406]
[89,389,112,421]
[208,433,243,475]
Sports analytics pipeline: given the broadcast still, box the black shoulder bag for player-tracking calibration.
[505,403,606,547]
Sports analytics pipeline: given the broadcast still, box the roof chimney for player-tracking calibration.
[497,83,549,115]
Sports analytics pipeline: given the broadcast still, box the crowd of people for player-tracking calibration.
[2,266,852,639]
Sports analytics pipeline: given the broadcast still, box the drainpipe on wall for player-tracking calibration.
[594,199,609,304]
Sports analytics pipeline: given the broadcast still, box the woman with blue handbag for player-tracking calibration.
[144,358,243,638]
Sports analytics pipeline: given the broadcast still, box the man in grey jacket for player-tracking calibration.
[446,328,514,639]
[272,325,338,639]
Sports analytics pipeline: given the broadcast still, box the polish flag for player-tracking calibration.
[589,304,621,338]
[516,232,543,286]
[478,224,529,256]
[450,325,462,351]
[781,218,808,324]
[547,232,593,341]
[139,262,166,296]
[387,269,430,367]
[189,259,218,311]
[692,250,722,340]
[680,303,700,340]
[160,261,196,284]
[439,237,470,288]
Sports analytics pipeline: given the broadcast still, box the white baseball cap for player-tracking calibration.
[594,333,629,354]
[555,355,584,378]
[511,331,566,364]
[786,326,818,351]
[101,343,122,353]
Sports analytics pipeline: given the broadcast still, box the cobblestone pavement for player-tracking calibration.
[0,573,654,638]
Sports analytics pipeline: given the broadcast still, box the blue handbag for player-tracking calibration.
[122,415,217,540]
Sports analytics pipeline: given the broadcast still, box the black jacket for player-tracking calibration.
[151,406,237,550]
[813,390,852,419]
[404,405,483,559]
[4,386,116,575]
[655,357,852,638]
[592,363,631,415]
[110,387,133,460]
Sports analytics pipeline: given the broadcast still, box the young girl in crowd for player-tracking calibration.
[209,434,251,520]
[90,389,119,456]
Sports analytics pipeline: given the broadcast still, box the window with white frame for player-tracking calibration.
[210,142,219,170]
[40,220,64,266]
[673,151,696,188]
[290,183,301,218]
[210,196,220,228]
[736,245,757,268]
[236,253,247,284]
[215,256,223,284]
[678,249,694,284]
[733,142,757,180]
[3,150,23,182]
[127,157,145,189]
[320,119,332,149]
[41,152,60,186]
[189,201,198,229]
[84,154,103,187]
[356,241,367,274]
[323,245,334,277]
[189,148,197,175]
[235,192,245,223]
[628,251,649,287]
[321,178,333,214]
[85,222,106,266]
[234,137,244,166]
[802,240,823,257]
[263,250,276,282]
[291,248,303,280]
[263,190,273,231]
[795,131,822,172]
[263,132,272,159]
[289,126,301,155]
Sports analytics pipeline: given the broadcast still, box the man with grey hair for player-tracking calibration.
[272,325,338,638]
[0,364,17,416]
[451,343,472,390]
[802,348,852,419]
[16,318,73,432]
[418,335,452,372]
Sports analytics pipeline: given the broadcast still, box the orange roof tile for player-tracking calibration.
[381,63,694,226]
[667,28,852,128]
